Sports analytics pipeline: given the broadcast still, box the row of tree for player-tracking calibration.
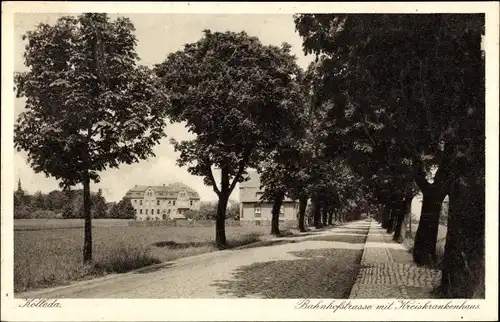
[14,182,135,219]
[184,201,240,221]
[293,14,485,298]
[13,13,385,262]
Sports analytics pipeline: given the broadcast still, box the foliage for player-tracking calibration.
[117,198,135,219]
[14,13,169,189]
[14,187,112,219]
[108,198,135,219]
[226,201,240,220]
[294,13,485,297]
[62,203,73,219]
[14,13,169,261]
[183,210,200,220]
[93,189,107,218]
[155,29,302,196]
[154,29,303,245]
[183,201,240,221]
[198,201,218,220]
[294,13,484,193]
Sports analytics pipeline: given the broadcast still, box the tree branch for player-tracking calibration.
[412,155,429,192]
[228,146,254,194]
[205,164,221,197]
[419,58,435,141]
[360,116,377,147]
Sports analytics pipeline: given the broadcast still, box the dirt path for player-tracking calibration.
[17,220,371,299]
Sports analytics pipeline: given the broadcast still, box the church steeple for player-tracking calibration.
[16,178,23,194]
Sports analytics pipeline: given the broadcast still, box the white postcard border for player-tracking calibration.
[1,2,498,321]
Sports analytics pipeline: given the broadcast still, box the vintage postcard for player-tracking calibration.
[1,1,498,321]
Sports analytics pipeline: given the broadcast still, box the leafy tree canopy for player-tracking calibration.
[14,13,170,189]
[154,30,304,198]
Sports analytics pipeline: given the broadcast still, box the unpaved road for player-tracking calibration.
[17,220,370,299]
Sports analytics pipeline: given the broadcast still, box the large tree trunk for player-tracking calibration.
[440,176,485,298]
[215,167,232,249]
[393,194,412,243]
[83,172,92,263]
[327,210,333,225]
[298,195,307,232]
[312,196,322,229]
[381,204,391,229]
[271,192,285,236]
[321,206,328,227]
[375,207,383,223]
[413,186,446,265]
[386,207,396,234]
[215,194,229,248]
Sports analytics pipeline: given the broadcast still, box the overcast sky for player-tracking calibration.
[13,13,315,203]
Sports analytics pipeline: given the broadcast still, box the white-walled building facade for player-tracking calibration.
[239,171,298,224]
[124,183,200,220]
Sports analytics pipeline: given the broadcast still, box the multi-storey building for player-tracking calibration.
[239,171,298,224]
[124,183,200,220]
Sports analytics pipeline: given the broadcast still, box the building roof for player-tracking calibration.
[239,170,261,188]
[239,171,296,203]
[125,182,200,199]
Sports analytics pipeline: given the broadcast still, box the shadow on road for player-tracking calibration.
[153,241,211,249]
[302,234,368,244]
[153,233,262,250]
[133,263,175,274]
[211,248,363,298]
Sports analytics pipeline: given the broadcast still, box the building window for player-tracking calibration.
[134,200,137,203]
[168,200,171,205]
[279,205,284,217]
[157,209,160,214]
[157,200,160,206]
[140,209,143,214]
[146,209,148,215]
[168,209,171,214]
[190,200,193,206]
[254,205,261,214]
[173,200,176,206]
[140,200,143,206]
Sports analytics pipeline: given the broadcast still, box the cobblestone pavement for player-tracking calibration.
[349,220,442,299]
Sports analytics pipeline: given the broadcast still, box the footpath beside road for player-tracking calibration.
[349,219,442,299]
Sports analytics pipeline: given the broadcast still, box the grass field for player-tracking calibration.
[14,220,271,293]
[14,218,131,230]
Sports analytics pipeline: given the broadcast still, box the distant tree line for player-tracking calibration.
[183,201,240,221]
[14,182,134,219]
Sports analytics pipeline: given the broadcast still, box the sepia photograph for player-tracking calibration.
[1,2,498,321]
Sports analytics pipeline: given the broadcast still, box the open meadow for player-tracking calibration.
[14,219,270,293]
